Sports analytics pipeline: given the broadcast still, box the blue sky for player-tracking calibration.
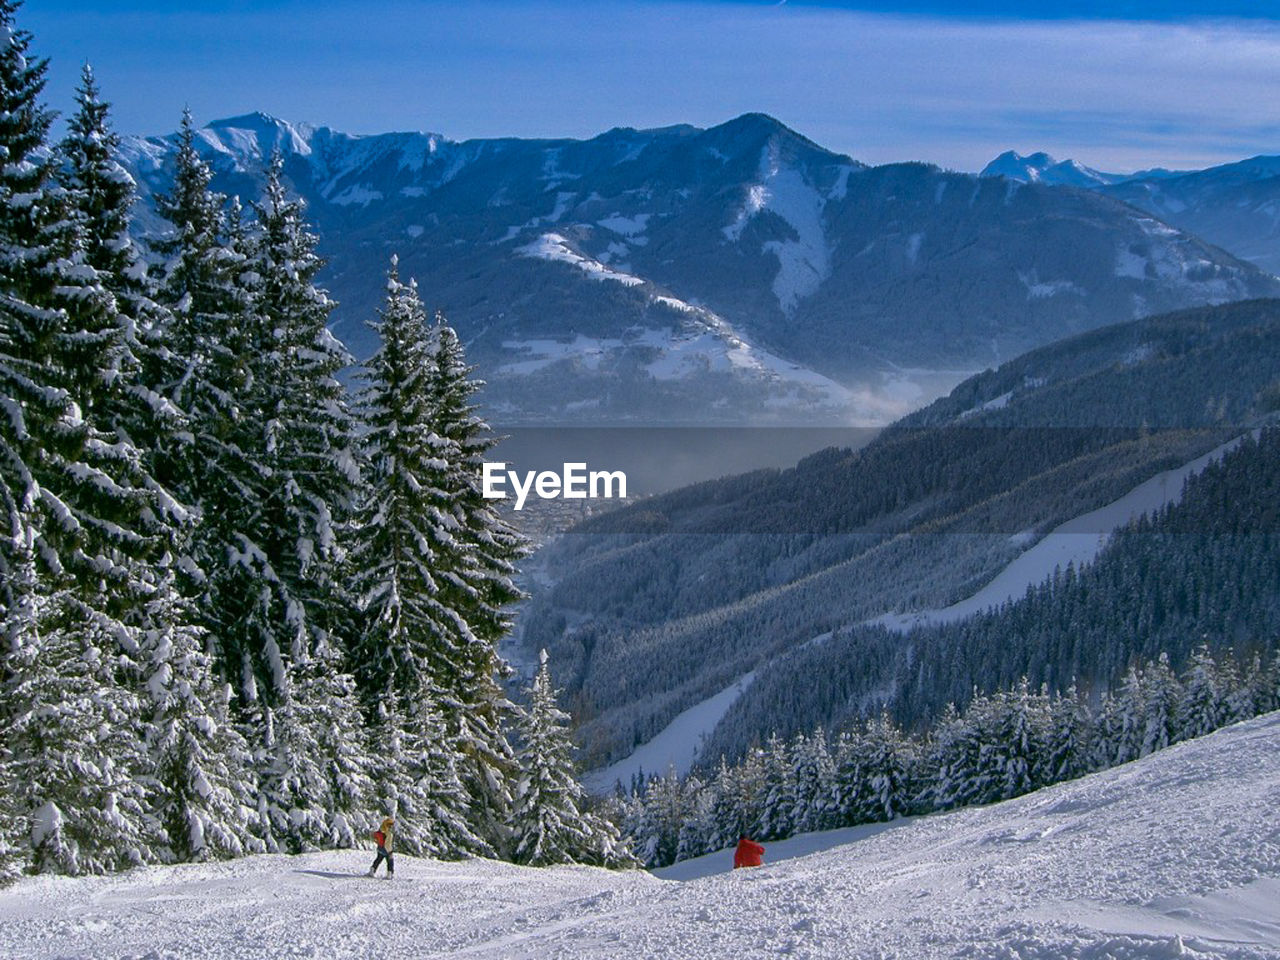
[25,0,1280,172]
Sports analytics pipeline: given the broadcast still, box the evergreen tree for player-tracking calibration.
[925,701,986,810]
[349,257,460,698]
[0,5,198,877]
[368,691,411,849]
[628,771,691,868]
[351,257,529,855]
[982,679,1044,799]
[789,728,836,833]
[422,317,529,854]
[511,650,629,866]
[1110,664,1147,765]
[861,712,914,822]
[229,155,369,850]
[0,0,105,603]
[831,727,874,825]
[151,110,267,698]
[0,0,58,362]
[55,63,183,493]
[757,734,795,840]
[249,152,360,677]
[1140,653,1183,756]
[6,590,153,874]
[1040,684,1093,785]
[709,750,764,847]
[138,559,256,863]
[675,775,715,863]
[1181,645,1228,739]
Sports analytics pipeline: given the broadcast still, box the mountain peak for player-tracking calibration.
[981,150,1122,188]
[207,110,291,131]
[199,111,315,159]
[702,112,852,165]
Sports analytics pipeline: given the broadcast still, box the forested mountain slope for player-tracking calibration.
[704,424,1280,760]
[518,300,1280,768]
[983,148,1280,276]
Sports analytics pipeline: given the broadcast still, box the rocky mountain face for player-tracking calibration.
[120,113,1280,424]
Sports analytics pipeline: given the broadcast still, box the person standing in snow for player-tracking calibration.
[734,834,765,869]
[368,817,395,877]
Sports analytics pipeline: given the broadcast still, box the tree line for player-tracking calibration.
[620,644,1279,868]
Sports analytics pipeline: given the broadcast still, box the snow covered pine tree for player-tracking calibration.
[350,257,529,858]
[0,5,203,875]
[511,650,631,867]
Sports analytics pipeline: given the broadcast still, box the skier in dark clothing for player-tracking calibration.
[734,834,765,869]
[368,817,395,877]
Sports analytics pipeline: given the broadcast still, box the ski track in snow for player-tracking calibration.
[583,672,757,794]
[3,713,1278,959]
[869,434,1248,632]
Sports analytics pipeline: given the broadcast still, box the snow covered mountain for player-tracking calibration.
[980,149,1134,187]
[4,711,1277,958]
[983,150,1280,276]
[118,113,1280,424]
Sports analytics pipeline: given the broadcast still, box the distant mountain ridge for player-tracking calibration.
[980,150,1183,188]
[118,113,1280,423]
[982,149,1280,275]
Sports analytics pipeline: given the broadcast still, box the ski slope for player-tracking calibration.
[4,712,1278,959]
[870,434,1246,632]
[582,671,756,794]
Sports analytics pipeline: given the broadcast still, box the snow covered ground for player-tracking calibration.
[5,712,1278,959]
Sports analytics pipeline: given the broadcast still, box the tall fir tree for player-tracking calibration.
[0,4,197,876]
[137,555,257,863]
[235,154,368,851]
[0,0,83,601]
[249,152,360,673]
[510,650,630,866]
[351,256,529,855]
[349,257,453,698]
[55,63,183,470]
[423,317,529,854]
[151,110,267,697]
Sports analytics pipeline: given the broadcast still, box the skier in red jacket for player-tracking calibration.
[734,834,765,869]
